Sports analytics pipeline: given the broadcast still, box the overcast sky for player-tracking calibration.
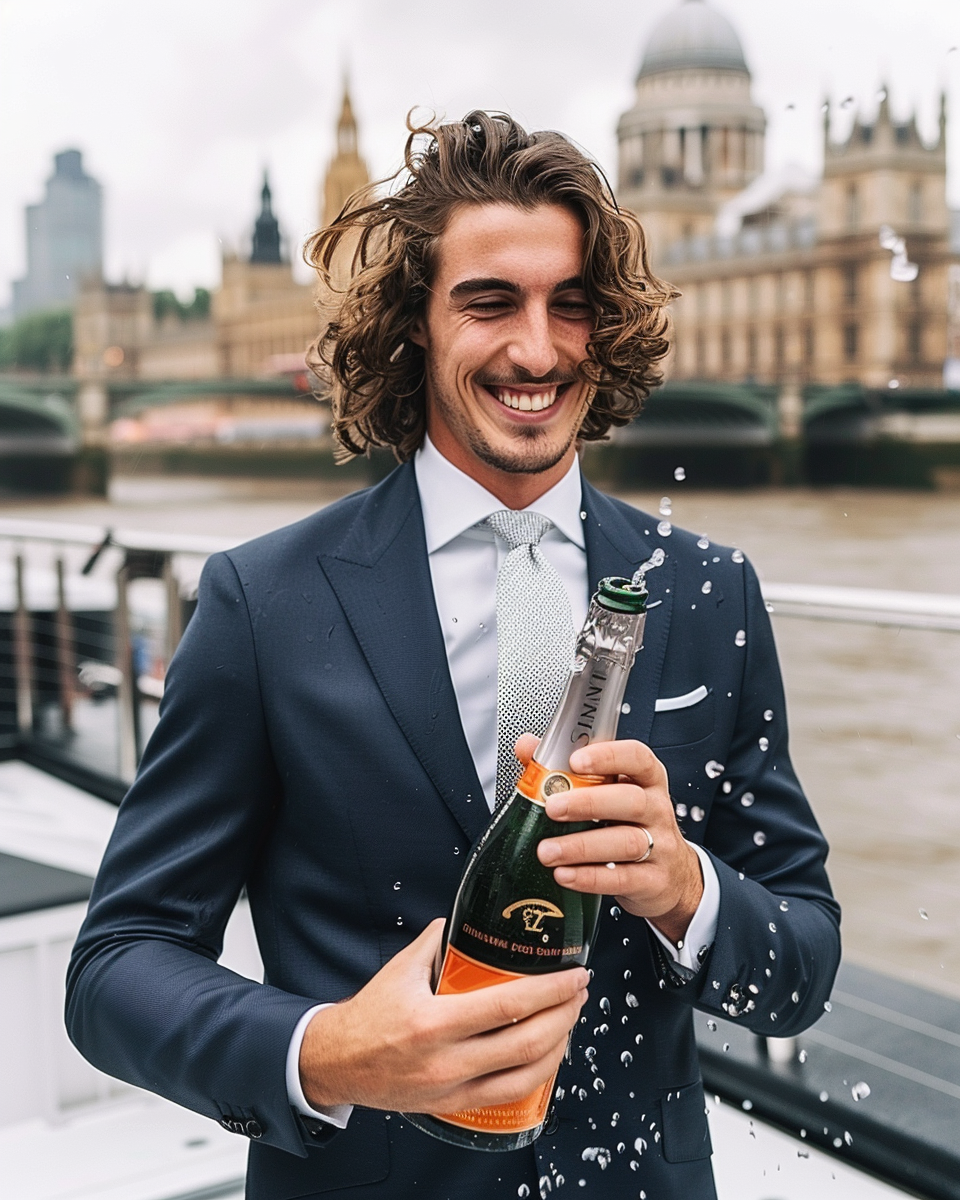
[1,0,959,306]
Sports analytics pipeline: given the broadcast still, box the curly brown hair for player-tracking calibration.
[305,110,676,462]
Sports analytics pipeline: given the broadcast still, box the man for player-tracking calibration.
[67,112,840,1199]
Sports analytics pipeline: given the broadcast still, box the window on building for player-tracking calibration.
[909,181,923,224]
[805,324,816,366]
[776,274,786,311]
[774,327,785,371]
[908,322,923,363]
[696,331,706,375]
[844,323,859,362]
[846,183,860,229]
[843,265,858,306]
[747,328,758,373]
[721,328,731,368]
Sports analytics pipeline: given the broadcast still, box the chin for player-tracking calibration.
[470,427,576,476]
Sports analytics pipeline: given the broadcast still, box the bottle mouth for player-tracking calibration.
[596,576,648,614]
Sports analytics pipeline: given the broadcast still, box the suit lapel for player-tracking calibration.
[581,480,675,745]
[317,464,488,842]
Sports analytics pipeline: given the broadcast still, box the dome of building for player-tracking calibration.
[638,0,748,79]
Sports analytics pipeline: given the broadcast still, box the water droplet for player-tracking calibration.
[791,990,800,1003]
[705,759,724,779]
[674,466,686,481]
[920,908,929,920]
[753,831,767,846]
[799,1049,808,1063]
[635,1032,644,1044]
[780,899,789,911]
[657,520,672,537]
[742,1099,753,1111]
[741,792,755,807]
[620,1051,633,1066]
[701,580,713,595]
[519,1186,530,1198]
[659,497,672,516]
[393,881,401,890]
[819,1090,829,1102]
[852,1081,871,1101]
[620,702,631,715]
[735,629,746,647]
[691,806,705,822]
[599,1023,609,1034]
[763,709,774,723]
[732,549,744,563]
[451,617,458,623]
[770,1011,777,1022]
[396,916,403,925]
[723,1042,730,1051]
[634,1136,647,1155]
[675,802,688,818]
[707,1019,718,1032]
[824,1001,832,1012]
[609,905,621,919]
[623,937,630,946]
[844,1130,853,1145]
[758,737,769,751]
[599,997,611,1015]
[798,1148,810,1158]
[768,922,777,933]
[453,846,460,855]
[623,968,632,979]
[625,992,639,1008]
[593,1077,605,1093]
[696,535,710,550]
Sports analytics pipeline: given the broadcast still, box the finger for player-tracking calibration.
[513,733,539,766]
[440,966,589,1040]
[550,860,665,897]
[538,823,656,868]
[569,739,666,786]
[544,781,650,824]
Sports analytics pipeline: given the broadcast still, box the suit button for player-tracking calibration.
[245,1119,263,1139]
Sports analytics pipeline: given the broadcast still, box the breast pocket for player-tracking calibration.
[650,690,714,749]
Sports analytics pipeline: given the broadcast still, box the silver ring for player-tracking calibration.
[633,825,654,863]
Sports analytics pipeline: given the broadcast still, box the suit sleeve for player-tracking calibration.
[667,557,842,1037]
[65,551,320,1157]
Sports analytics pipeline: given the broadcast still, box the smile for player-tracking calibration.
[491,385,566,413]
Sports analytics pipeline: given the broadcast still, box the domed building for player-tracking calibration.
[617,0,766,252]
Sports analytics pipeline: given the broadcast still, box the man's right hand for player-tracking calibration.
[298,918,589,1115]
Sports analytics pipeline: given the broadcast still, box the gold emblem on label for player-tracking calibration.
[541,773,572,798]
[502,898,565,933]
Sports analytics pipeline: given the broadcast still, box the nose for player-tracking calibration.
[505,302,560,379]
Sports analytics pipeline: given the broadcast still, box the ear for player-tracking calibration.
[408,317,428,349]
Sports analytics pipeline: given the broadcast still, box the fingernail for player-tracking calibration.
[546,796,568,818]
[539,840,560,864]
[555,867,575,884]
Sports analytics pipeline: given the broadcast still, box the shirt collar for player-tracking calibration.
[414,434,585,554]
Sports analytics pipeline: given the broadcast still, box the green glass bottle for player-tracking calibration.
[404,575,648,1151]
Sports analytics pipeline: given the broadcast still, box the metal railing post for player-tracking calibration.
[55,556,74,732]
[115,563,140,780]
[13,552,33,737]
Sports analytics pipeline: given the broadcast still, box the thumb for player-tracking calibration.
[398,917,447,981]
[514,733,540,767]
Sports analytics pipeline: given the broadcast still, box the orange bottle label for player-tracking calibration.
[515,760,606,807]
[431,944,555,1134]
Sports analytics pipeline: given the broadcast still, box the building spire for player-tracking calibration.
[251,169,282,264]
[321,77,370,229]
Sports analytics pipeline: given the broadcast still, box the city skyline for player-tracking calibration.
[1,0,959,305]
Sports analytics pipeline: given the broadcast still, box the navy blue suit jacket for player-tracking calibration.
[67,464,840,1200]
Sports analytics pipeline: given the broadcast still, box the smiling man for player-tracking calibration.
[67,113,840,1200]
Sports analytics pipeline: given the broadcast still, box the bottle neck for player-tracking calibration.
[534,599,646,775]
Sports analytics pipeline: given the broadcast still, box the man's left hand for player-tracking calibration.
[516,735,703,946]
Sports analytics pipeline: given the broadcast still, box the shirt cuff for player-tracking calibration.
[286,1004,354,1128]
[645,843,720,973]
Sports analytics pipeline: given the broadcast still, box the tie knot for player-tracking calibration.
[483,509,552,550]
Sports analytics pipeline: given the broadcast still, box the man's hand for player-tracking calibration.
[299,919,589,1113]
[518,735,703,946]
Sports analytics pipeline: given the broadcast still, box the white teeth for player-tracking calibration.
[494,387,558,412]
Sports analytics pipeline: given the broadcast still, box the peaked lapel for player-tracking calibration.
[581,480,676,745]
[317,464,489,842]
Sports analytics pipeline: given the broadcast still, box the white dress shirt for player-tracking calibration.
[286,435,720,1123]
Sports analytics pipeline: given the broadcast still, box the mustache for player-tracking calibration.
[476,373,576,389]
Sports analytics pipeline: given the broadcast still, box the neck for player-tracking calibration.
[427,426,578,509]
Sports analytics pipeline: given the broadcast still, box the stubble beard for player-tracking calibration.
[429,364,585,476]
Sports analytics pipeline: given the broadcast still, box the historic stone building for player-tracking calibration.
[621,0,959,393]
[73,86,370,402]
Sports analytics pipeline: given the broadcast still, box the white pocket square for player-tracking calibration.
[654,685,709,712]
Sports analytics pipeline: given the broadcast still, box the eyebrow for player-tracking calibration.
[448,275,586,300]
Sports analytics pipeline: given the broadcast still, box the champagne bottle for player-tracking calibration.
[404,575,648,1151]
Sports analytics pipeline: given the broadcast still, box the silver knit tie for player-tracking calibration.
[483,510,576,808]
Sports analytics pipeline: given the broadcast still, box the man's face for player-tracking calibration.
[412,203,595,486]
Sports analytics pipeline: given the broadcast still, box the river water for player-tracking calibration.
[5,476,959,1001]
